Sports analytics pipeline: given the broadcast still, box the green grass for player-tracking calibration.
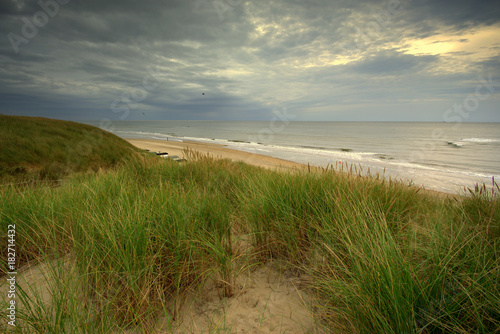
[0,115,140,183]
[0,119,499,333]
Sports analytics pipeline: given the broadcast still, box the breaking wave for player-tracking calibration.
[447,138,499,147]
[461,138,499,143]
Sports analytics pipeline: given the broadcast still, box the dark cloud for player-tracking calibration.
[0,0,499,121]
[412,0,500,27]
[0,1,20,16]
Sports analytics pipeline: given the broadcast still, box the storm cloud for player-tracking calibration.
[0,0,499,121]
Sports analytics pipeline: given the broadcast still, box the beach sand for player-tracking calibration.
[126,138,306,171]
[5,258,318,333]
[167,263,317,333]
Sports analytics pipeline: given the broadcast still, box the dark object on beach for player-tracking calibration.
[202,93,204,95]
[155,152,169,158]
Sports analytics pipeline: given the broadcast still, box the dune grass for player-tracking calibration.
[0,115,140,183]
[0,133,499,332]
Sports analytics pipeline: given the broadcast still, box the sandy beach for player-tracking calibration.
[126,138,307,171]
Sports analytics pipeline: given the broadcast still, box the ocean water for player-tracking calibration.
[85,120,500,194]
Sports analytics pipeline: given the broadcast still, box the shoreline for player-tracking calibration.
[126,138,307,171]
[126,138,455,199]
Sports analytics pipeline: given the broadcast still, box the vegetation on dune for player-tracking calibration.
[0,118,499,333]
[0,115,140,183]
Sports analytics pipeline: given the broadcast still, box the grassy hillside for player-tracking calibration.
[0,115,140,183]
[1,150,498,333]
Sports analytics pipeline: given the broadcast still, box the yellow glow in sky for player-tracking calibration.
[289,53,364,68]
[206,68,253,77]
[400,24,500,59]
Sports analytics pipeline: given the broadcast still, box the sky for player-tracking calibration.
[0,0,499,122]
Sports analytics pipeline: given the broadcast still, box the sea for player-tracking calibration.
[84,121,500,194]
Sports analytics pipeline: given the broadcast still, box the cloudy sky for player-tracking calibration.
[1,0,499,121]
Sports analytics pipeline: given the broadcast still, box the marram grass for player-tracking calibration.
[1,151,499,333]
[0,115,141,183]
